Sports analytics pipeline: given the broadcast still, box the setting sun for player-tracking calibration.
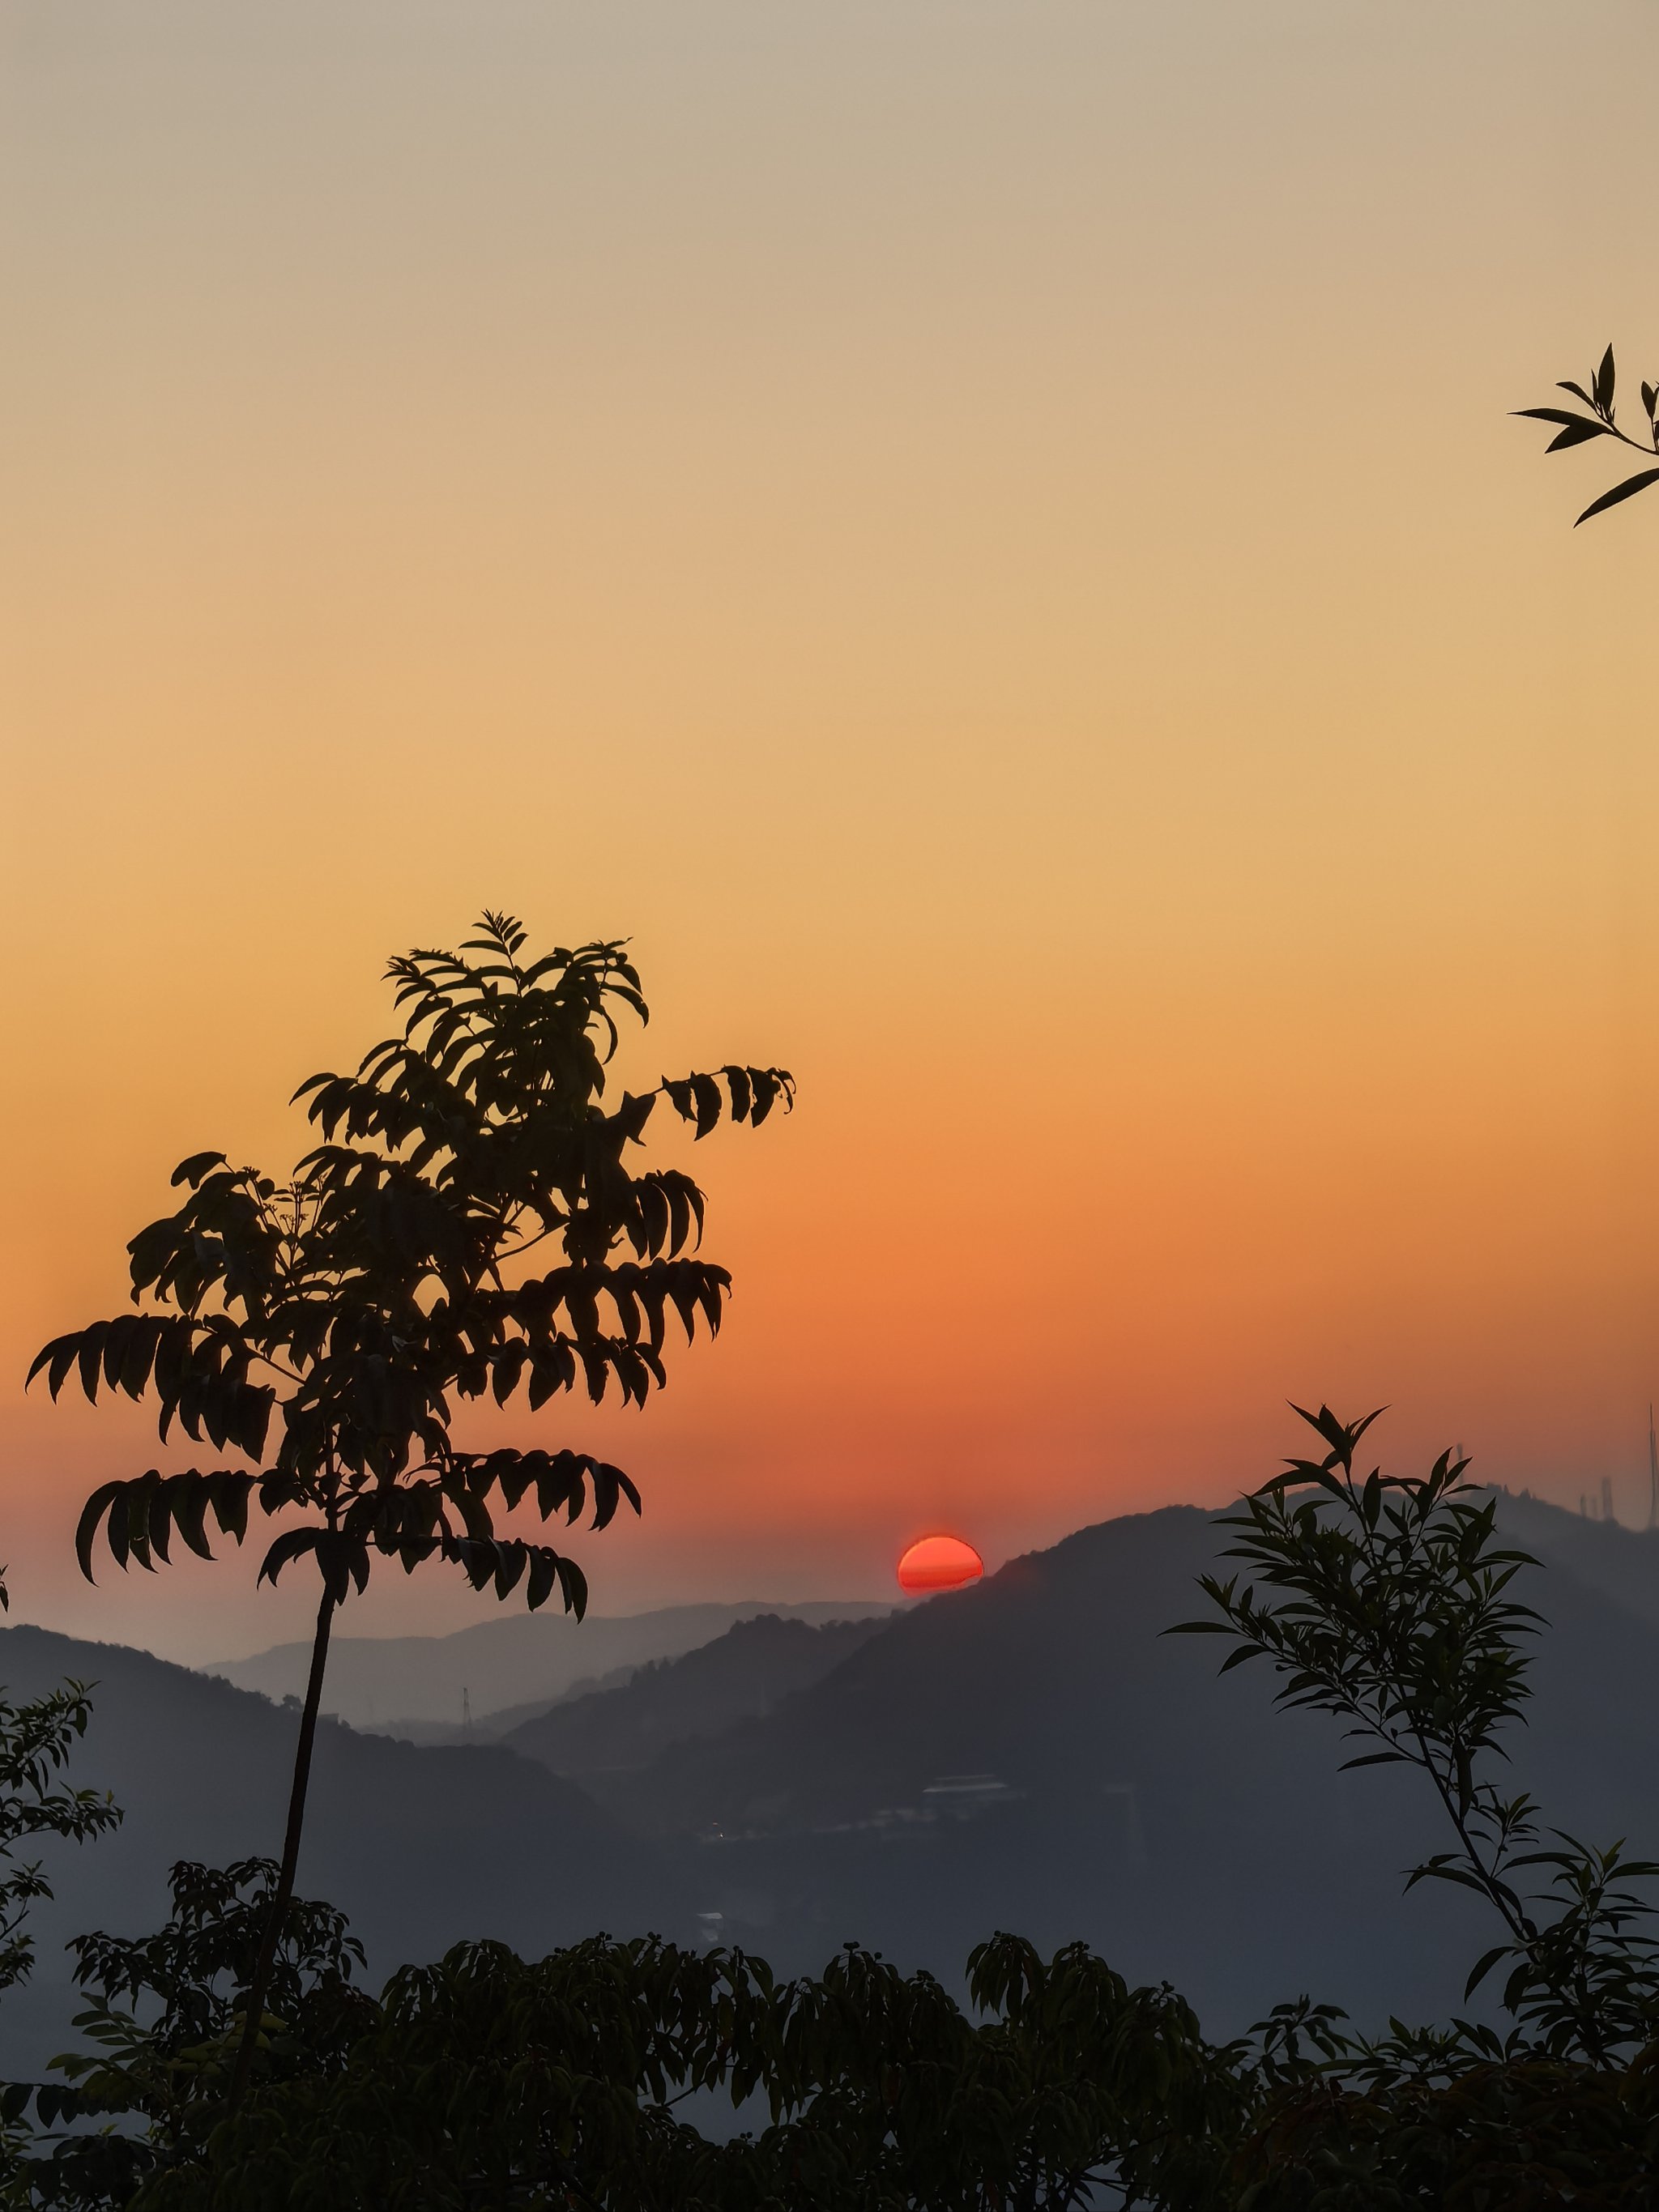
[896,1536,984,1595]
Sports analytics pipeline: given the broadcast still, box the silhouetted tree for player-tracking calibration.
[28,913,791,2100]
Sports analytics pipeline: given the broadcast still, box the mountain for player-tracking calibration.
[1495,1488,1659,1627]
[558,1494,1659,2035]
[0,1626,684,2078]
[501,1614,885,1779]
[5,1488,1659,2076]
[210,1600,897,1729]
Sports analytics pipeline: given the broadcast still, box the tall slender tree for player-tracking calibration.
[28,912,792,2098]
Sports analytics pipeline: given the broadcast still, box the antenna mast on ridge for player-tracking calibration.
[1648,1405,1658,1532]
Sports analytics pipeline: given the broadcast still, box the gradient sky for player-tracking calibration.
[4,0,1658,1664]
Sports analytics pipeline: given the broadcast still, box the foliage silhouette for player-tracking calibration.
[11,1929,1246,2212]
[7,1860,371,2208]
[1517,343,1659,523]
[0,1571,120,2004]
[27,911,791,2103]
[0,1567,122,2189]
[12,1914,1659,2206]
[1175,1404,1659,2067]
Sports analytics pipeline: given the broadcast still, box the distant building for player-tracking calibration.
[920,1774,1013,1818]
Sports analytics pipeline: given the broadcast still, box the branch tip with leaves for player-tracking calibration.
[1517,343,1659,524]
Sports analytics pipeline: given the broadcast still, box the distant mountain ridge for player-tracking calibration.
[209,1600,898,1728]
[1491,1487,1659,1626]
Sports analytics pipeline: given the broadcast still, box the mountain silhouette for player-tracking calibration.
[501,1613,885,1779]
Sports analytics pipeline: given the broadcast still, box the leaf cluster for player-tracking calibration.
[1517,344,1659,523]
[8,1859,373,2209]
[1230,2047,1659,2210]
[0,1671,120,2004]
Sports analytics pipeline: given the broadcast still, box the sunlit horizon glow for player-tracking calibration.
[4,2,1659,1667]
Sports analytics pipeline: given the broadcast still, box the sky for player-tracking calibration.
[3,0,1658,1665]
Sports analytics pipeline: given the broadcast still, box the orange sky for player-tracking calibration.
[4,0,1659,1663]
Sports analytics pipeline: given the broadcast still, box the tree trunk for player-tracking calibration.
[228,1583,337,2110]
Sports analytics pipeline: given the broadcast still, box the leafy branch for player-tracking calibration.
[0,1683,121,2004]
[1173,1405,1659,2064]
[1516,343,1659,524]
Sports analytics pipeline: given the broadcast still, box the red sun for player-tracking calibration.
[896,1534,984,1595]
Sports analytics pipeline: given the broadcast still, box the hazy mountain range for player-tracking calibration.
[211,1600,898,1730]
[2,1489,1657,2079]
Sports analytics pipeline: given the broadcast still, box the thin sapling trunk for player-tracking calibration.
[228,1585,337,2110]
